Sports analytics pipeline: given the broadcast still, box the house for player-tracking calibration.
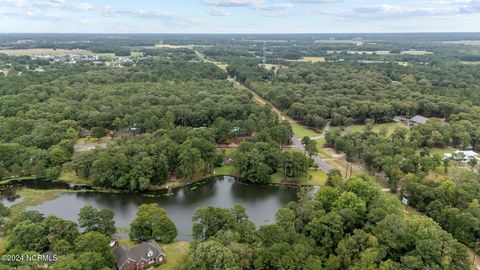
[444,150,480,163]
[111,240,166,270]
[408,115,429,126]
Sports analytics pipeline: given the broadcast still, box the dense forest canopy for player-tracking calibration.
[2,33,480,269]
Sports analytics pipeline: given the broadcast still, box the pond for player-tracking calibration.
[4,176,299,241]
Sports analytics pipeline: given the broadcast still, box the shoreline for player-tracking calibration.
[0,171,321,194]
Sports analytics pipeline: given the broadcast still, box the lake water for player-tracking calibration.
[11,176,299,240]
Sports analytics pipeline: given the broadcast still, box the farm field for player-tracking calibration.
[155,44,192,49]
[302,56,326,62]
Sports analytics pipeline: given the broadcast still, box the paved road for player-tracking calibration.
[290,136,332,173]
[197,50,333,173]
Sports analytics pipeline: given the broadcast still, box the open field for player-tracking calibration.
[344,122,407,136]
[400,50,433,55]
[0,48,94,56]
[155,44,192,49]
[302,57,326,63]
[461,61,480,65]
[292,122,322,138]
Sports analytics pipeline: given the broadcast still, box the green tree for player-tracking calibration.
[78,205,116,236]
[129,204,177,243]
[188,240,240,270]
[75,232,114,268]
[192,206,236,242]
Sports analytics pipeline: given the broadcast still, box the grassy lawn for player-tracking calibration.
[214,165,236,176]
[344,122,407,136]
[271,168,327,186]
[291,122,322,138]
[9,189,67,215]
[430,147,455,155]
[315,137,326,148]
[307,169,328,185]
[154,241,190,270]
[428,164,472,182]
[58,170,90,184]
[220,148,237,155]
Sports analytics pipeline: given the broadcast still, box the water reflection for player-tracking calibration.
[25,176,298,241]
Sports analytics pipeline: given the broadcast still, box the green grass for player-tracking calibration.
[315,137,326,149]
[154,241,190,270]
[214,165,236,176]
[430,147,455,155]
[271,172,285,183]
[221,148,237,156]
[345,122,406,136]
[271,169,327,186]
[9,189,68,215]
[58,170,90,184]
[307,169,328,185]
[291,122,321,138]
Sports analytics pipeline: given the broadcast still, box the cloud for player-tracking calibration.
[289,0,352,3]
[201,0,292,10]
[202,0,263,7]
[325,4,458,19]
[207,9,230,16]
[0,0,28,7]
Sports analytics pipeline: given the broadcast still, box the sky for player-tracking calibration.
[0,0,479,33]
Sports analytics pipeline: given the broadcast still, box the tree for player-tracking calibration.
[78,205,116,236]
[192,206,236,242]
[188,240,240,270]
[45,166,61,181]
[129,204,177,243]
[8,221,48,252]
[0,202,10,228]
[301,136,318,158]
[177,148,203,180]
[91,127,108,138]
[51,255,81,270]
[326,169,343,187]
[468,158,477,171]
[75,232,114,268]
[282,151,310,181]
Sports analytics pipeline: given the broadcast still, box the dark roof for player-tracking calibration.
[409,115,428,124]
[115,240,166,268]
